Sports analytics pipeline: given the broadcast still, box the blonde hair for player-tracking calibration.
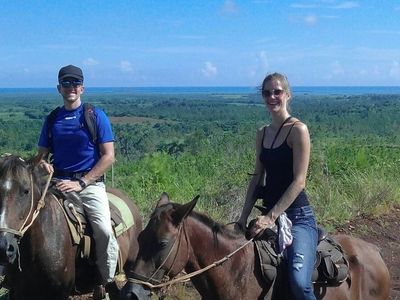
[261,72,292,99]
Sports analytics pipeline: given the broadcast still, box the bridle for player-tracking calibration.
[0,157,53,239]
[130,219,190,286]
[129,219,253,289]
[0,157,53,271]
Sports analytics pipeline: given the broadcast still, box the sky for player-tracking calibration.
[0,0,399,88]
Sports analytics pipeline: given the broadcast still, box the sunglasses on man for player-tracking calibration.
[60,80,83,88]
[262,89,284,98]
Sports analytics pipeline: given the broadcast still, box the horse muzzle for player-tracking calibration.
[120,281,151,300]
[0,232,19,265]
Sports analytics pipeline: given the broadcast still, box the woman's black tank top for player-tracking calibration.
[259,117,309,210]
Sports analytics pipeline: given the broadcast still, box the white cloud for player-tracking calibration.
[221,0,238,14]
[120,60,133,72]
[290,3,319,9]
[331,61,345,75]
[368,29,400,35]
[170,35,207,40]
[201,61,217,78]
[150,46,221,54]
[248,50,269,80]
[291,1,359,10]
[304,15,318,25]
[83,58,99,66]
[330,1,359,9]
[321,15,340,19]
[372,65,381,76]
[258,51,269,73]
[389,61,400,78]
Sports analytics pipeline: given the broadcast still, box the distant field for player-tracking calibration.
[109,116,175,125]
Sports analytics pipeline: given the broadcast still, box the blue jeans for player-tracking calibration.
[284,206,317,300]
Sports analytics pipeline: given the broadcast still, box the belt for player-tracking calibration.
[54,170,104,182]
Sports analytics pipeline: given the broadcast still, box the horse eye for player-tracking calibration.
[23,189,29,195]
[158,239,169,249]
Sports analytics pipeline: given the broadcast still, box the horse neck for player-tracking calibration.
[184,216,250,272]
[183,216,260,299]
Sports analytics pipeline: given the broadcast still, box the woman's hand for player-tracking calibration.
[249,215,275,238]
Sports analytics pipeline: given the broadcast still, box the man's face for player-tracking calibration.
[57,77,84,103]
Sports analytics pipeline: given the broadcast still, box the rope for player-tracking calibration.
[19,171,53,236]
[129,237,254,289]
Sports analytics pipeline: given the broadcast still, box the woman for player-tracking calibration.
[238,73,317,300]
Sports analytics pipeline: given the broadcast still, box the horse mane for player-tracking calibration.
[164,202,244,240]
[0,155,29,179]
[0,154,47,193]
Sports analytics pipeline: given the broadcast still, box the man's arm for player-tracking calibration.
[81,142,115,186]
[37,146,54,174]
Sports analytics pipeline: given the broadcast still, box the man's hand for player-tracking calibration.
[39,160,54,174]
[55,180,84,193]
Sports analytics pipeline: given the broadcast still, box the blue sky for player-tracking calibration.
[1,1,399,87]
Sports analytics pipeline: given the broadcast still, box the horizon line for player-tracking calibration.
[0,85,399,89]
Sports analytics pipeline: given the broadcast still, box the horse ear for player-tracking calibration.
[28,153,44,168]
[172,195,199,225]
[156,192,170,208]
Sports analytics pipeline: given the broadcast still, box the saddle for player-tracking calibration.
[254,227,349,288]
[50,188,135,260]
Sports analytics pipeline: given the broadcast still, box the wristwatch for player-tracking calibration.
[77,178,87,189]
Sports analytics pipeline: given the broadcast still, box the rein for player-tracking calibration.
[129,222,254,289]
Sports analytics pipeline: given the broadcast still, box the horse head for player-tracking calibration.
[121,192,198,300]
[0,154,45,265]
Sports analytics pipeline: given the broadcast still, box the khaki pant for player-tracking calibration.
[79,182,119,283]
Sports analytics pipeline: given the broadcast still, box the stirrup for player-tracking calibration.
[93,285,110,300]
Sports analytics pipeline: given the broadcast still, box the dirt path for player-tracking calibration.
[336,205,400,300]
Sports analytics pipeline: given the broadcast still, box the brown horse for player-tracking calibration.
[0,154,142,300]
[121,193,390,300]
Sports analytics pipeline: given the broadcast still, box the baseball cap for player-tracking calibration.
[58,65,84,82]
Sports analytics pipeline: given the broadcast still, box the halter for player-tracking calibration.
[0,160,53,238]
[129,220,189,286]
[129,220,254,289]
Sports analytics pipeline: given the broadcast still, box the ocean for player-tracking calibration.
[0,86,399,96]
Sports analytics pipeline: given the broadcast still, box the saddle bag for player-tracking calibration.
[312,236,349,286]
[254,229,281,283]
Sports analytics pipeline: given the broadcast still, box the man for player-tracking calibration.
[38,65,118,300]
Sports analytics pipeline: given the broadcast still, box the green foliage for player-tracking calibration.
[1,90,399,227]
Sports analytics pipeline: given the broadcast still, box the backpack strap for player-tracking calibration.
[83,103,97,144]
[46,106,61,153]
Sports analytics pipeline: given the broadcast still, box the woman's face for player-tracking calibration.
[262,79,290,114]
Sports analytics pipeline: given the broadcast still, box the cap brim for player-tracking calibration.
[59,74,83,81]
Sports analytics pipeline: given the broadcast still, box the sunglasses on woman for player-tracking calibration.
[262,89,284,98]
